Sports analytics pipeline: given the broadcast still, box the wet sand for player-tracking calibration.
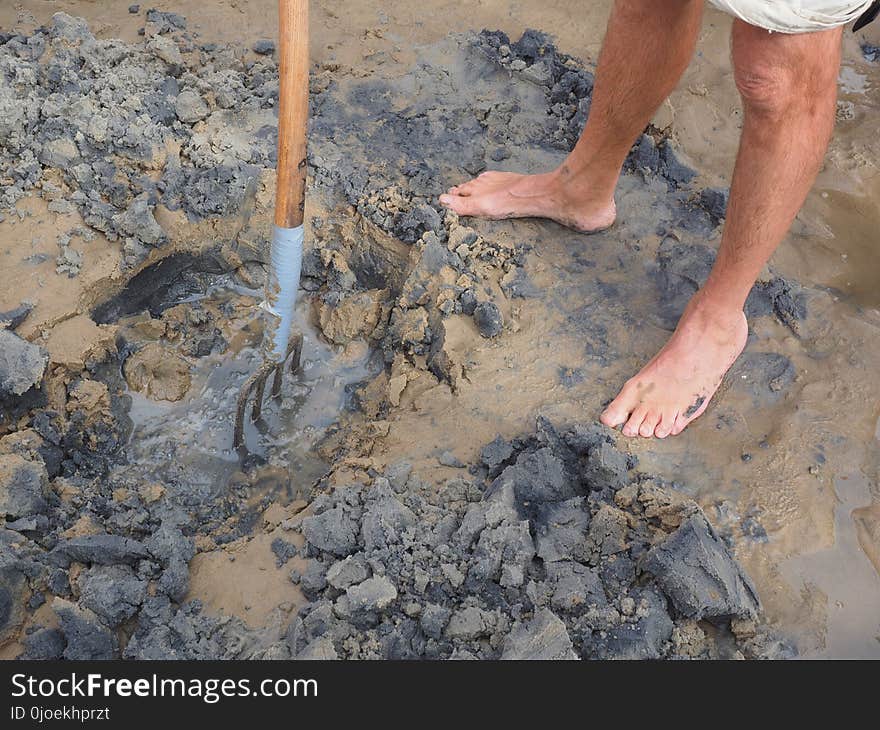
[1,1,879,658]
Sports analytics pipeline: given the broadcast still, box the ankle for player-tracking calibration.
[551,162,617,208]
[684,288,746,328]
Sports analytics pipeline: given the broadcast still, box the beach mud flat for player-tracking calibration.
[0,5,878,659]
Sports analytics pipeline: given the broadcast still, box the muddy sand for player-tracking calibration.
[1,3,879,659]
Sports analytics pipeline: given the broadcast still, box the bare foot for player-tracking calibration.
[439,169,616,233]
[600,294,749,438]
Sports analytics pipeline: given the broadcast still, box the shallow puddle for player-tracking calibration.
[125,288,376,506]
[782,469,880,659]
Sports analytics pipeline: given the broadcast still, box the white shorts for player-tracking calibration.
[708,0,875,33]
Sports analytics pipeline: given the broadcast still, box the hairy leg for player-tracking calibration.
[439,0,703,230]
[601,20,842,438]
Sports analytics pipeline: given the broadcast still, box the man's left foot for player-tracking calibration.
[600,295,748,438]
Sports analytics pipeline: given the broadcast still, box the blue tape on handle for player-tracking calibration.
[262,224,303,362]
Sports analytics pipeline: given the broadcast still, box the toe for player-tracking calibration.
[639,411,661,438]
[654,411,677,439]
[601,395,632,429]
[622,406,649,438]
[672,394,711,435]
[688,394,711,422]
[671,412,690,436]
[599,408,626,429]
[454,179,481,196]
[600,381,641,429]
[444,195,482,217]
[439,194,474,215]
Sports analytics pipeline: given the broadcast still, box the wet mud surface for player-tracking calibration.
[1,5,879,659]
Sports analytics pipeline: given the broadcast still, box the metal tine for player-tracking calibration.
[234,364,268,448]
[271,361,284,400]
[250,367,272,422]
[289,334,303,374]
[233,332,305,449]
[272,334,303,397]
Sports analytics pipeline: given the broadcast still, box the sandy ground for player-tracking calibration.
[2,0,879,658]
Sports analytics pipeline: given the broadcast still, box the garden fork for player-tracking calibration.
[234,0,309,448]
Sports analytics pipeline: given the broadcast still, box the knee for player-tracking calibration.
[734,61,801,116]
[734,52,836,118]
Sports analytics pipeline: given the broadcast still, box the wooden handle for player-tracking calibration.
[275,0,309,229]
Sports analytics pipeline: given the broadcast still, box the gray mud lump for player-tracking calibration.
[77,566,147,627]
[0,330,48,397]
[39,138,79,168]
[252,40,276,55]
[0,454,49,519]
[473,301,504,338]
[301,507,359,557]
[480,435,514,471]
[53,598,118,660]
[446,606,493,640]
[0,562,28,644]
[643,513,761,621]
[123,343,191,401]
[361,486,417,551]
[51,534,152,566]
[344,576,398,613]
[113,195,166,246]
[20,628,66,660]
[174,90,209,124]
[501,608,577,660]
[326,554,370,590]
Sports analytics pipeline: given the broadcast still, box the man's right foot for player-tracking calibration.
[439,169,616,234]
